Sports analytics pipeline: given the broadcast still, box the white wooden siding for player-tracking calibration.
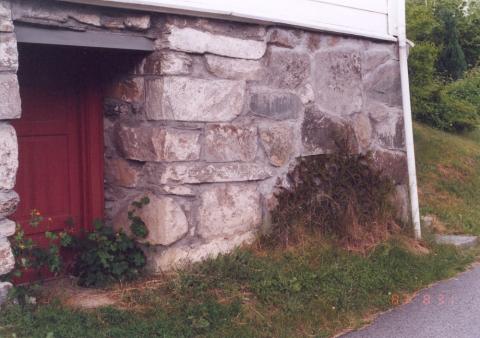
[60,0,400,41]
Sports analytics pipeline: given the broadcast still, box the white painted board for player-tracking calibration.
[60,0,400,41]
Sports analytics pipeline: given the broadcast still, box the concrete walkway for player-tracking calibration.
[342,263,480,338]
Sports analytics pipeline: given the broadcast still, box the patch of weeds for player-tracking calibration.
[263,138,397,249]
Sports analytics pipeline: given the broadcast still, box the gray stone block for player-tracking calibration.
[250,91,303,120]
[0,33,17,71]
[434,235,478,249]
[0,190,18,218]
[203,124,258,162]
[313,47,363,115]
[0,238,14,275]
[0,281,12,306]
[115,124,201,162]
[146,77,246,122]
[0,123,18,190]
[0,218,15,238]
[160,163,272,184]
[0,73,21,120]
[166,24,267,59]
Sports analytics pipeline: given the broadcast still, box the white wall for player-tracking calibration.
[61,0,400,41]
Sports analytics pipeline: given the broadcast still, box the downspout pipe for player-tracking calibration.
[398,0,422,239]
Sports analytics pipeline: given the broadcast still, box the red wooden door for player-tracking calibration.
[11,45,104,280]
[13,79,85,239]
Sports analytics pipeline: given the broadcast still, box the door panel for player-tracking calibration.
[12,78,84,237]
[10,45,105,283]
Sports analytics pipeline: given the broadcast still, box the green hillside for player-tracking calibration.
[415,123,480,234]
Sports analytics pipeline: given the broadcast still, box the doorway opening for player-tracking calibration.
[11,44,145,281]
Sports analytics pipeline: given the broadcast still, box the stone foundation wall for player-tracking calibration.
[0,0,410,280]
[0,0,20,300]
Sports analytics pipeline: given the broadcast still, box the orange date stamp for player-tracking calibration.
[390,293,455,306]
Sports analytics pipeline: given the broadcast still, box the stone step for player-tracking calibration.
[434,234,478,249]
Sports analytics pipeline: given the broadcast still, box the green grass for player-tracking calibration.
[415,122,480,234]
[0,239,475,338]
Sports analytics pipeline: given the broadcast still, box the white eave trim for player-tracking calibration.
[59,0,399,42]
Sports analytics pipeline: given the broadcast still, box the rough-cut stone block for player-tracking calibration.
[0,17,13,33]
[105,77,144,103]
[249,91,303,120]
[0,33,17,71]
[205,54,263,80]
[259,123,294,167]
[0,190,18,218]
[69,12,101,26]
[302,108,358,155]
[144,51,192,75]
[203,124,257,162]
[0,73,21,119]
[362,44,396,74]
[0,123,18,190]
[146,77,246,122]
[0,281,12,305]
[392,184,409,224]
[0,1,11,18]
[166,25,267,60]
[374,114,405,149]
[116,124,201,162]
[162,129,202,162]
[266,50,310,89]
[167,17,267,41]
[124,15,151,30]
[313,48,363,115]
[198,184,261,240]
[298,83,315,105]
[148,232,255,272]
[351,113,372,151]
[365,99,397,123]
[364,59,402,107]
[0,218,15,238]
[268,28,302,48]
[372,149,408,185]
[434,235,478,249]
[0,1,12,32]
[11,1,80,25]
[104,98,133,117]
[101,16,124,29]
[160,163,272,184]
[163,185,195,196]
[114,194,188,246]
[105,158,142,188]
[0,238,14,275]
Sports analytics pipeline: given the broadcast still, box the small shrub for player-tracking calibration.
[2,210,73,282]
[69,197,151,286]
[6,197,150,288]
[263,141,397,248]
[438,67,480,132]
[70,220,146,287]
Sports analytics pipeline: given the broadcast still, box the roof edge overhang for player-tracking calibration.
[59,0,399,42]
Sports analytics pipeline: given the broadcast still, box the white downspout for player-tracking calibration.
[397,0,422,239]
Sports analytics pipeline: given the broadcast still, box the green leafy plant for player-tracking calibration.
[68,197,151,287]
[2,209,73,282]
[5,196,151,288]
[128,196,150,238]
[70,219,146,287]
